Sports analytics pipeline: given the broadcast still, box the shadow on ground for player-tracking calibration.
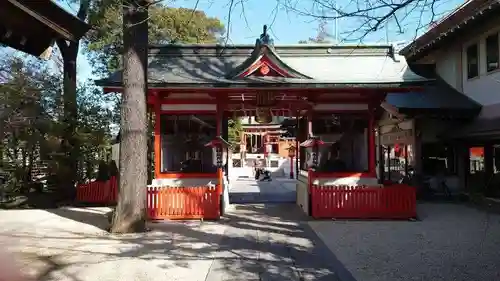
[0,192,59,209]
[46,207,113,232]
[1,203,354,281]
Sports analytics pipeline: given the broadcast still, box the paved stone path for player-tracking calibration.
[0,199,356,281]
[205,204,356,281]
[229,178,297,203]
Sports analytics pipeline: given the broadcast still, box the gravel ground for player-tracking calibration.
[309,203,500,281]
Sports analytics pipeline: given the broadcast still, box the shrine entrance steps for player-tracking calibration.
[228,177,296,204]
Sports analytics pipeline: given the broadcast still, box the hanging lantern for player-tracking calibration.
[255,107,273,124]
[300,136,325,169]
[205,136,232,167]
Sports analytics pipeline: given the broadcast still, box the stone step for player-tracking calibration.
[229,192,296,204]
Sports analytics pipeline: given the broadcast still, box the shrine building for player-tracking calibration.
[98,27,431,216]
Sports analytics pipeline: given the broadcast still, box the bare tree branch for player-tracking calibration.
[274,0,453,43]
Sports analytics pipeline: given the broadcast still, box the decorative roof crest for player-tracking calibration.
[256,25,274,47]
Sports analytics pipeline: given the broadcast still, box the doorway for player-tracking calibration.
[225,114,297,204]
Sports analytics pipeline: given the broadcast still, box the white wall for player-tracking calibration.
[431,20,500,119]
[462,31,500,107]
[435,47,461,91]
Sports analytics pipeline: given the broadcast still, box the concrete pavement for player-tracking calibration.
[0,204,353,281]
[229,177,297,203]
[204,204,353,281]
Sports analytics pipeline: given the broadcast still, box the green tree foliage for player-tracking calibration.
[85,1,225,75]
[0,56,61,193]
[0,53,114,197]
[228,118,242,148]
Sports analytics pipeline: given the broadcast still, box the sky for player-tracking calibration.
[11,0,468,83]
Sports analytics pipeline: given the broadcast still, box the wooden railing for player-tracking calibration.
[147,186,219,220]
[76,179,220,220]
[310,184,417,219]
[76,176,118,204]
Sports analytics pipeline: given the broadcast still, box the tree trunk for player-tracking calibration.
[110,0,149,233]
[57,40,80,199]
[53,0,90,200]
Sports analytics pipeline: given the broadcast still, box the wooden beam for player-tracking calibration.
[102,86,425,95]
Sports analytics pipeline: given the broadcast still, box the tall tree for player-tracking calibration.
[85,2,225,75]
[110,0,151,233]
[56,0,91,198]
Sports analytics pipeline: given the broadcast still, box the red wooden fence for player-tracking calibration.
[147,186,220,220]
[76,176,118,204]
[311,184,417,219]
[76,179,220,220]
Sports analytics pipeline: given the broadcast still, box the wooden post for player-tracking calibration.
[368,110,376,177]
[307,110,313,216]
[295,111,300,176]
[154,98,161,180]
[263,133,268,155]
[377,125,384,184]
[216,102,224,215]
[307,111,313,138]
[484,143,494,193]
[147,104,153,184]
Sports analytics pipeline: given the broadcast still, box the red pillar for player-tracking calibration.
[263,133,268,156]
[153,95,161,179]
[295,110,300,176]
[216,103,223,205]
[368,111,376,177]
[307,111,313,138]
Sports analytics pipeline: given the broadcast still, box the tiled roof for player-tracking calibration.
[400,0,500,61]
[385,77,481,118]
[97,44,430,88]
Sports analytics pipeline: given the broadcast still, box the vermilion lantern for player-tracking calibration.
[300,136,325,169]
[287,144,296,158]
[287,144,296,179]
[205,136,231,167]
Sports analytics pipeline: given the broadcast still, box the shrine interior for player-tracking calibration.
[158,111,372,176]
[160,114,217,174]
[305,114,369,173]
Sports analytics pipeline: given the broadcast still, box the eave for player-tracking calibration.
[100,80,430,91]
[400,0,500,62]
[382,76,482,120]
[0,0,90,58]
